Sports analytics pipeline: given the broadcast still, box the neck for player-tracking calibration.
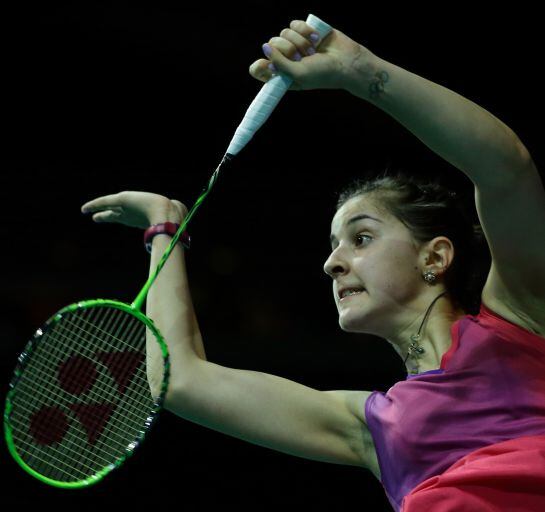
[388,292,466,375]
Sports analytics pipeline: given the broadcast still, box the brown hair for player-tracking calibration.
[335,168,491,315]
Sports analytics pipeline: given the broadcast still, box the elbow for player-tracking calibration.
[162,381,181,412]
[149,377,166,406]
[161,375,193,413]
[513,137,536,173]
[481,138,538,189]
[147,365,177,408]
[152,357,209,413]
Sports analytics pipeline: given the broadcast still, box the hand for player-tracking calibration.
[81,191,188,229]
[248,19,377,93]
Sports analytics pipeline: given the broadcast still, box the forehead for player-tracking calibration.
[331,195,386,233]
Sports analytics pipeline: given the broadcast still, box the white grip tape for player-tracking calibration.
[226,14,332,155]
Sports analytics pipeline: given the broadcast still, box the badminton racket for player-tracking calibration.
[4,13,332,488]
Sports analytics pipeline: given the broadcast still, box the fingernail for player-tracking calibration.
[268,62,277,73]
[293,51,302,61]
[262,43,272,58]
[307,46,316,56]
[310,33,320,44]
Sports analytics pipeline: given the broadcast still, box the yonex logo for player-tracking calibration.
[28,351,144,447]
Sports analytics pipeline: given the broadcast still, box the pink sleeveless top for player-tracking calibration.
[364,302,545,512]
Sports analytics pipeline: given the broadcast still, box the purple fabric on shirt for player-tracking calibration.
[364,302,545,512]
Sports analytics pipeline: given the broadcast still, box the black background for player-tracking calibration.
[1,2,543,510]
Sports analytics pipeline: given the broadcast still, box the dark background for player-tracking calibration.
[1,2,543,509]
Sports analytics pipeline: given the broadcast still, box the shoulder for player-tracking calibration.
[325,389,375,426]
[481,289,545,339]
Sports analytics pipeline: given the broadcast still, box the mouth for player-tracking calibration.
[338,287,367,302]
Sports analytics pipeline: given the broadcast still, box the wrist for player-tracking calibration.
[144,222,190,253]
[344,49,385,100]
[148,204,183,226]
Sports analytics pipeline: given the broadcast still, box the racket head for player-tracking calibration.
[4,299,170,488]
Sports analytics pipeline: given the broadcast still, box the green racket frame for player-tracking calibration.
[4,155,230,488]
[4,11,331,485]
[4,299,169,489]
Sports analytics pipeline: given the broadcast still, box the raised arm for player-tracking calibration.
[348,55,533,187]
[250,20,534,188]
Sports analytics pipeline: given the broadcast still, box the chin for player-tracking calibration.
[338,315,364,333]
[338,307,377,334]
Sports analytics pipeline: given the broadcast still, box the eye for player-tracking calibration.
[355,233,372,246]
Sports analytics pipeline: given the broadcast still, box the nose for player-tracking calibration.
[323,247,348,278]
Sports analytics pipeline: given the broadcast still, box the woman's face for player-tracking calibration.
[323,194,431,338]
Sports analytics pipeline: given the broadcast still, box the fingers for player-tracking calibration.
[270,20,320,59]
[267,36,300,61]
[249,58,274,83]
[91,209,123,223]
[249,20,322,84]
[81,193,121,214]
[81,193,125,224]
[279,28,317,58]
[261,43,300,81]
[289,19,320,42]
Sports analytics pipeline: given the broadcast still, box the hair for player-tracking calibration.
[335,167,491,315]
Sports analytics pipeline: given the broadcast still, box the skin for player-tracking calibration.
[250,20,528,192]
[81,191,185,227]
[81,189,466,377]
[83,19,508,378]
[324,193,467,374]
[82,190,204,401]
[248,20,371,94]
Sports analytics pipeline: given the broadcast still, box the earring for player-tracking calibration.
[423,270,437,284]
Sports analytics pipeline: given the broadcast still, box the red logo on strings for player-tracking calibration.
[28,351,144,446]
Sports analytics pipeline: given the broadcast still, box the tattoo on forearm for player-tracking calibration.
[369,70,389,99]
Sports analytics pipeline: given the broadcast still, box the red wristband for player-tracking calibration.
[143,222,191,254]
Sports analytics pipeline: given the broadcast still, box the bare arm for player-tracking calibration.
[81,191,207,400]
[145,222,207,399]
[82,191,375,470]
[250,20,533,188]
[168,358,374,468]
[348,55,532,187]
[144,205,374,468]
[147,218,374,468]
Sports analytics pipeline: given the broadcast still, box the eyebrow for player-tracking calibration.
[329,214,382,245]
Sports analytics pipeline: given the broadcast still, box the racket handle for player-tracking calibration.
[225,14,332,156]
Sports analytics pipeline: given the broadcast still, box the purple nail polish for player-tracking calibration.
[262,43,272,58]
[307,46,316,56]
[293,51,302,61]
[268,62,277,73]
[310,33,320,44]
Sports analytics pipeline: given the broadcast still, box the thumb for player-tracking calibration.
[92,210,122,223]
[263,43,301,81]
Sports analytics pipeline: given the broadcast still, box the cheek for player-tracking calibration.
[363,244,419,294]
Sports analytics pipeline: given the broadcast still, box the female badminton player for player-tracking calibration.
[81,18,545,511]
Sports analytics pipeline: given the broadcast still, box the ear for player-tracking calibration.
[421,237,456,275]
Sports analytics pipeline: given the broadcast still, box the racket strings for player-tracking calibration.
[12,377,148,449]
[17,325,143,406]
[10,308,131,480]
[10,403,132,467]
[8,305,160,482]
[11,380,147,446]
[9,412,112,477]
[14,309,150,422]
[14,356,133,476]
[57,316,151,398]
